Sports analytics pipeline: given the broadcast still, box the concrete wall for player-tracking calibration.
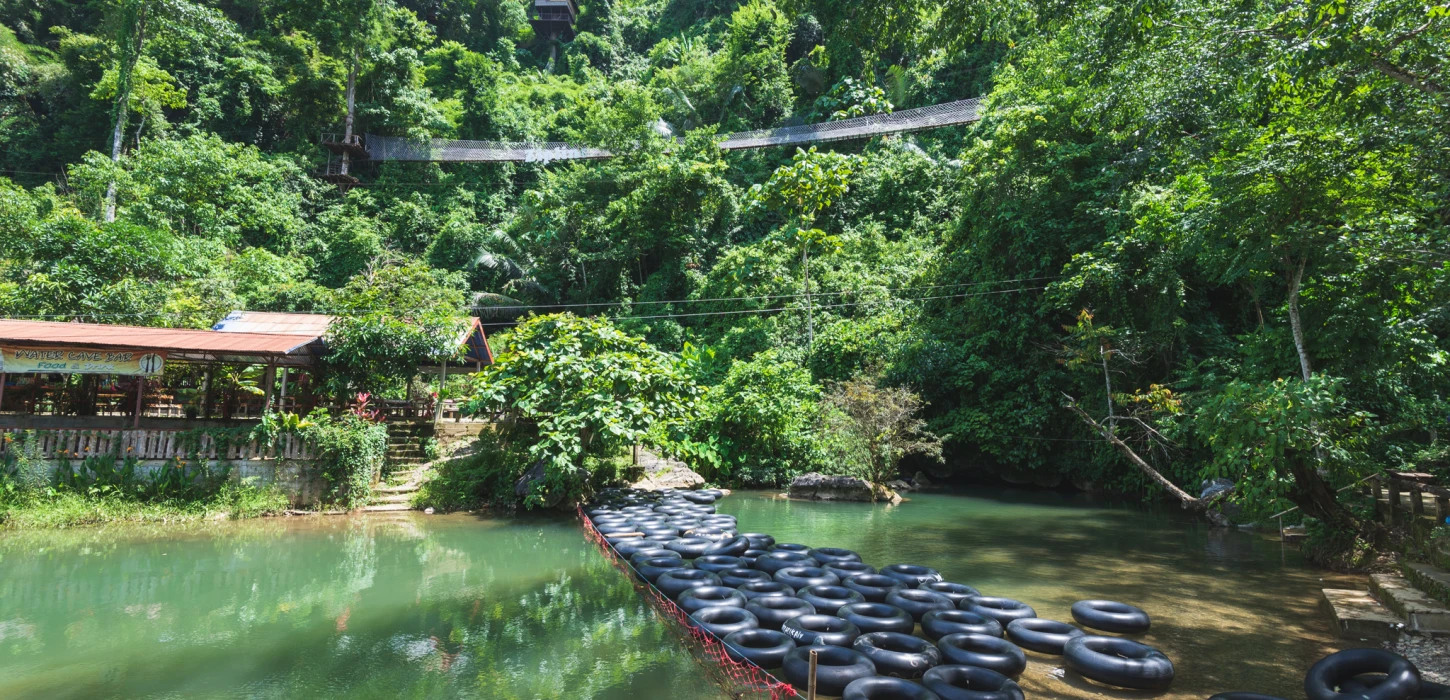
[24,458,327,507]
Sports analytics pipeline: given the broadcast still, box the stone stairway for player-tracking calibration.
[1323,546,1450,641]
[363,464,427,512]
[361,423,436,513]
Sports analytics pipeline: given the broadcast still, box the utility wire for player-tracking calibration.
[0,277,1058,321]
[473,276,1060,311]
[0,285,1049,326]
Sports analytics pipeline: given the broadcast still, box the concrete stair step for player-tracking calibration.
[370,492,415,505]
[1373,572,1450,634]
[1404,562,1450,608]
[376,483,420,494]
[1322,588,1404,641]
[363,503,415,512]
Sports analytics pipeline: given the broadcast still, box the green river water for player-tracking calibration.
[0,488,1358,699]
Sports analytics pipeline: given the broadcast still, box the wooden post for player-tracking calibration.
[279,368,289,406]
[1435,495,1449,523]
[0,371,6,414]
[1411,486,1426,518]
[808,648,818,700]
[262,363,277,413]
[1386,478,1401,526]
[133,376,145,429]
[433,360,447,427]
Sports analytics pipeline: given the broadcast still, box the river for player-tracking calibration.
[0,487,1358,698]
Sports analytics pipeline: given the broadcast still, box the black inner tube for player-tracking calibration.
[844,573,908,602]
[691,605,759,637]
[887,588,956,621]
[782,645,879,696]
[1070,600,1151,634]
[694,554,743,573]
[1063,635,1175,692]
[723,628,796,669]
[745,595,816,630]
[853,631,943,679]
[756,551,813,575]
[920,581,981,606]
[921,609,1004,641]
[923,664,1026,700]
[655,569,722,598]
[721,567,772,587]
[775,566,842,590]
[841,676,942,700]
[882,563,943,587]
[827,561,878,579]
[936,633,1027,678]
[798,584,867,615]
[1303,649,1422,700]
[737,581,795,600]
[782,614,862,647]
[839,602,917,635]
[812,547,864,564]
[963,597,1036,624]
[677,585,747,612]
[1004,618,1084,655]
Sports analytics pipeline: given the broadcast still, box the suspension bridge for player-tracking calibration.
[357,97,983,164]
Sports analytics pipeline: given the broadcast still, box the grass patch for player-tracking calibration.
[0,481,290,530]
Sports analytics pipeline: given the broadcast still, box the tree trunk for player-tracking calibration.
[1287,256,1312,382]
[104,2,149,223]
[341,48,359,176]
[1285,452,1359,532]
[803,243,813,347]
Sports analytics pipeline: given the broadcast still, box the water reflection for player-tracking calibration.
[0,514,723,700]
[726,488,1360,699]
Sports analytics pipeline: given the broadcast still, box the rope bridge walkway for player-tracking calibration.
[364,97,982,164]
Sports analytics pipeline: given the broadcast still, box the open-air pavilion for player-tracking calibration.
[0,315,493,463]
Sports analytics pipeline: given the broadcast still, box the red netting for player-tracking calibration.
[578,506,800,699]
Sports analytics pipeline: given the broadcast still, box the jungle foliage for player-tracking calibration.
[1,0,1447,548]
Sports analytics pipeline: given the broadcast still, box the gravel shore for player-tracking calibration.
[1389,635,1450,684]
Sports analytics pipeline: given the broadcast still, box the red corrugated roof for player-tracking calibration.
[0,319,315,355]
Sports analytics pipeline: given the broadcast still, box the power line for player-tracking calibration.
[0,277,1057,321]
[0,283,1048,324]
[479,285,1049,326]
[473,276,1060,311]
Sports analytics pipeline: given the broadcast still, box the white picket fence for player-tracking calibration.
[0,429,313,461]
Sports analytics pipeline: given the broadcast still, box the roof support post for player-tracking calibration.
[0,372,7,414]
[263,363,277,414]
[433,360,446,428]
[133,376,145,429]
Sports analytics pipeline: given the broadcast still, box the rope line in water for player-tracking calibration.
[577,506,799,699]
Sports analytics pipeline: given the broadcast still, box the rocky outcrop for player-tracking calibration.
[788,473,902,504]
[631,449,706,491]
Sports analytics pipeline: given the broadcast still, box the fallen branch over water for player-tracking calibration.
[1063,395,1234,527]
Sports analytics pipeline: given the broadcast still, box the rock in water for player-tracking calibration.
[888,479,913,492]
[911,471,932,488]
[631,449,706,490]
[788,473,898,502]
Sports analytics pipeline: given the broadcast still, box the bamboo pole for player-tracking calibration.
[808,648,818,700]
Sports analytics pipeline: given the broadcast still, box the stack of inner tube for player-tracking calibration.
[584,487,1178,697]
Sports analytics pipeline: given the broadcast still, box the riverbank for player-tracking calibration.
[0,484,289,529]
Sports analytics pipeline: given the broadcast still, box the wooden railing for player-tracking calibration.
[1371,471,1450,526]
[0,429,313,461]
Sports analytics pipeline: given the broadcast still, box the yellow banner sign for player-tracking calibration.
[0,346,166,376]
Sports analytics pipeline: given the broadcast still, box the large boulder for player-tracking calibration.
[631,449,706,491]
[788,473,902,504]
